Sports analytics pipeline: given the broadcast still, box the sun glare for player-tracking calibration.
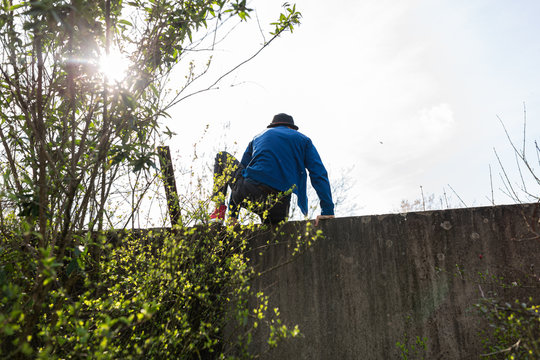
[98,50,130,83]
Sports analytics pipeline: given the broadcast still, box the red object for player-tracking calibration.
[478,254,483,259]
[210,204,227,222]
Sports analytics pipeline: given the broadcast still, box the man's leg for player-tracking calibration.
[210,152,242,221]
[264,192,291,225]
[212,151,242,201]
[230,179,291,224]
[228,177,255,222]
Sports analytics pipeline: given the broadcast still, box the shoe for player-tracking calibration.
[209,204,227,222]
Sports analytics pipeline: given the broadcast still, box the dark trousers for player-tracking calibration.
[213,152,291,224]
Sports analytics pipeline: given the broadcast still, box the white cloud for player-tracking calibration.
[361,103,456,163]
[414,103,455,145]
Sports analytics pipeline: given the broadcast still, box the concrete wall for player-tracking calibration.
[248,203,540,359]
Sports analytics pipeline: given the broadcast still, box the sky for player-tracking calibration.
[162,0,540,217]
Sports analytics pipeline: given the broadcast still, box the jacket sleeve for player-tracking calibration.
[304,139,335,215]
[240,141,253,168]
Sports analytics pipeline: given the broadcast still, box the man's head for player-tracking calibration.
[267,113,298,130]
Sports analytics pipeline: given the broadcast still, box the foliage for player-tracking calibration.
[477,106,540,359]
[435,263,540,358]
[395,315,428,360]
[438,265,540,359]
[395,336,428,360]
[1,218,320,358]
[0,0,301,237]
[476,297,540,359]
[0,0,304,358]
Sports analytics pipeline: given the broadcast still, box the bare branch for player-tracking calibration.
[165,24,291,109]
[447,184,467,207]
[494,148,521,202]
[522,102,527,156]
[489,164,494,205]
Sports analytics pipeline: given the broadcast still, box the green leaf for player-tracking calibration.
[150,83,159,97]
[66,258,79,276]
[118,19,133,26]
[8,2,28,11]
[121,92,138,109]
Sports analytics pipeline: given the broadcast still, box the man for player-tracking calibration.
[210,113,335,226]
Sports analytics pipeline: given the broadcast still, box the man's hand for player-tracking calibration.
[315,215,335,226]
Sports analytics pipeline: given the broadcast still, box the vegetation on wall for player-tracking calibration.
[477,296,540,359]
[1,216,321,358]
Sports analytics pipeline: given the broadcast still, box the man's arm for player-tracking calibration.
[240,141,253,168]
[304,139,335,216]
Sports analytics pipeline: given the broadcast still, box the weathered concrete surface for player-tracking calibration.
[249,203,540,359]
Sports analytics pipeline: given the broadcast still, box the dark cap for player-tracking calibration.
[267,113,298,130]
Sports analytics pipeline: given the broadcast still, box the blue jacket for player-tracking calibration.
[240,126,334,216]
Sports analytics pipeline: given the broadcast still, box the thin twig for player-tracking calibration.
[447,184,467,207]
[166,24,290,109]
[534,140,540,165]
[497,114,540,186]
[254,10,267,44]
[497,114,520,157]
[514,151,527,196]
[480,339,521,357]
[420,185,426,211]
[493,148,520,202]
[522,102,527,157]
[489,164,495,205]
[497,183,513,201]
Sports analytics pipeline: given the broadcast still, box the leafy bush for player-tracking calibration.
[0,220,318,359]
[477,297,540,359]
